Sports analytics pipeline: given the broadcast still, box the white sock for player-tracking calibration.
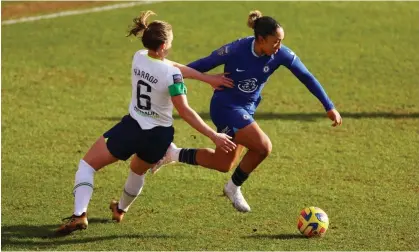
[73,159,96,216]
[118,169,145,212]
[226,179,239,191]
[173,147,181,161]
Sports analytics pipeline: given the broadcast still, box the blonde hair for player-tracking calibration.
[127,10,172,51]
[247,10,263,29]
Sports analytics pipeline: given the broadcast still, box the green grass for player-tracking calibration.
[2,1,419,250]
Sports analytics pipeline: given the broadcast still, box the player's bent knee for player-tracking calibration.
[212,147,240,172]
[258,138,273,158]
[214,158,236,173]
[218,162,235,173]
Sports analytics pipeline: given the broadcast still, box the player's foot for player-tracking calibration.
[109,200,125,222]
[150,142,179,174]
[223,183,251,212]
[55,212,88,235]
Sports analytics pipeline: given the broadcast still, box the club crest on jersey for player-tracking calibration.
[237,78,258,93]
[263,65,270,73]
[217,46,229,56]
[173,74,183,83]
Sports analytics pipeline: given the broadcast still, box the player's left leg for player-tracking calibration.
[150,107,249,174]
[174,110,270,212]
[222,121,272,212]
[110,125,174,222]
[150,143,245,174]
[110,155,151,222]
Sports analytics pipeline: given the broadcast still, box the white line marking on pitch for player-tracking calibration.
[2,1,161,26]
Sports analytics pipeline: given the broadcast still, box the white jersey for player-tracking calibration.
[128,50,186,130]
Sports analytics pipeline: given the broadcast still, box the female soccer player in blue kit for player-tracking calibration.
[153,10,342,212]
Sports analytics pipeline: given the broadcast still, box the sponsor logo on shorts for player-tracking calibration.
[220,126,231,135]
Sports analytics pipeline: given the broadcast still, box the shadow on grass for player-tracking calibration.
[244,233,307,240]
[95,112,419,122]
[1,218,178,249]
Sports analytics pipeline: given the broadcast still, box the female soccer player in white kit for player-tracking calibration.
[56,10,236,235]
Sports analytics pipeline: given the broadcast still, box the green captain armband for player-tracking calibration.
[168,82,187,96]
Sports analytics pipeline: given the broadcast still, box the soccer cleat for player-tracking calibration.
[55,212,88,235]
[150,142,178,174]
[109,200,125,222]
[223,184,251,212]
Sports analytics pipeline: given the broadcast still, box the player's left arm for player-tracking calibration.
[281,47,342,126]
[165,59,233,90]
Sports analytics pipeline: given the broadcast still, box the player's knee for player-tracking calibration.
[258,139,272,158]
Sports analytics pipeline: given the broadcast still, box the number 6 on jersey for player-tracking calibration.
[137,80,152,110]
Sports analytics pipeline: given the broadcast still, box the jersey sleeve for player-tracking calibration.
[286,55,335,111]
[167,67,187,97]
[277,45,297,68]
[187,40,237,72]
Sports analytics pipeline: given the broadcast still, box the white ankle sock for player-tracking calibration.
[118,169,145,212]
[226,179,239,191]
[73,159,96,216]
[173,147,181,161]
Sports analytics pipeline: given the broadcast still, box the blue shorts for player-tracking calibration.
[210,103,255,138]
[103,115,174,164]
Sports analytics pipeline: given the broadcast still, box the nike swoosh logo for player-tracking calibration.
[236,68,245,72]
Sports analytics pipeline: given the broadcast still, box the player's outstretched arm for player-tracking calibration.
[166,59,233,90]
[287,57,342,126]
[171,94,237,153]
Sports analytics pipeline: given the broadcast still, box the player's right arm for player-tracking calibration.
[165,59,233,90]
[187,41,236,73]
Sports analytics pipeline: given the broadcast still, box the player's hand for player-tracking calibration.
[210,133,237,153]
[327,108,342,127]
[204,73,234,90]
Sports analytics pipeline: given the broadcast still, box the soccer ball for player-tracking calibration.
[297,206,329,237]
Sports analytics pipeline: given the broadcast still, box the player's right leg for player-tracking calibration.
[149,142,180,174]
[56,115,137,235]
[56,136,119,235]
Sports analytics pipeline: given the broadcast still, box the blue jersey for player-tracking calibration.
[188,36,334,113]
